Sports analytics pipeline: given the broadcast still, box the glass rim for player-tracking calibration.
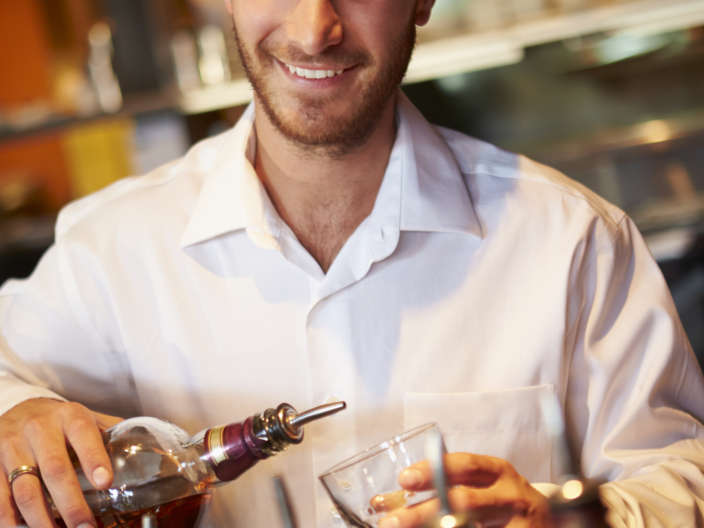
[318,422,439,478]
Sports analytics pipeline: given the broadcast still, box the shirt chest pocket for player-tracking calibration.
[404,385,556,483]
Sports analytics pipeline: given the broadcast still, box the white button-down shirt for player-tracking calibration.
[1,94,703,527]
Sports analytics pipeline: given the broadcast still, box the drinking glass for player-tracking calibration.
[319,423,444,527]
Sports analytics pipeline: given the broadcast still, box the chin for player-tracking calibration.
[275,107,364,145]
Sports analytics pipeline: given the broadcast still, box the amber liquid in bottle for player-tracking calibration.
[52,493,211,528]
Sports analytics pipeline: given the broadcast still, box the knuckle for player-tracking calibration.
[493,455,508,467]
[63,401,89,419]
[41,454,73,481]
[61,503,92,525]
[504,482,532,511]
[23,416,47,437]
[65,415,96,438]
[451,486,477,510]
[449,488,468,510]
[498,458,517,476]
[0,431,21,447]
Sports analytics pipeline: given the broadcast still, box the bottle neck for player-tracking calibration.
[194,407,302,483]
[190,404,310,483]
[201,416,270,482]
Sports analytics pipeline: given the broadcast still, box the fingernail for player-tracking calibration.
[77,523,95,528]
[92,466,110,487]
[399,468,423,487]
[379,516,400,528]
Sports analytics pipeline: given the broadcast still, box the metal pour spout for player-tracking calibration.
[260,401,347,453]
[287,401,347,430]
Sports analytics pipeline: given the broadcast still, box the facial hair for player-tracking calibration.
[231,16,417,157]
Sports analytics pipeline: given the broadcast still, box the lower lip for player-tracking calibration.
[277,60,355,88]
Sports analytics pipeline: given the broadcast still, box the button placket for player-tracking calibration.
[304,294,358,528]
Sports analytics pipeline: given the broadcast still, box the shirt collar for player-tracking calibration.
[395,92,482,237]
[180,104,283,250]
[180,92,482,249]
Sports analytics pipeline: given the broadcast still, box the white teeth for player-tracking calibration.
[285,63,343,80]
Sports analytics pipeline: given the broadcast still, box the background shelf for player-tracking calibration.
[180,0,704,114]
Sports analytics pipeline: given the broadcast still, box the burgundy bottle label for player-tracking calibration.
[204,417,270,482]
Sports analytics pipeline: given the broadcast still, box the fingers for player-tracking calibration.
[370,489,409,513]
[444,453,509,487]
[378,486,535,528]
[399,453,505,491]
[0,439,56,528]
[27,402,115,527]
[26,418,96,528]
[448,484,530,515]
[0,465,22,527]
[377,486,521,528]
[62,405,114,489]
[391,453,551,528]
[10,468,58,528]
[379,497,440,528]
[448,485,550,528]
[0,399,119,528]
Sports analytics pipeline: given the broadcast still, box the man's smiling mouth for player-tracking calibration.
[282,62,345,80]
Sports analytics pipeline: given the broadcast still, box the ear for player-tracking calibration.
[223,0,233,16]
[414,0,436,26]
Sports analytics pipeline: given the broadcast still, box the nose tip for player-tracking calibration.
[285,0,343,56]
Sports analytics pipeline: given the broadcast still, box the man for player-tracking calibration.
[1,0,703,526]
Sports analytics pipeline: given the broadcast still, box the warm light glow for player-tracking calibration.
[440,514,459,528]
[561,479,584,500]
[640,120,672,144]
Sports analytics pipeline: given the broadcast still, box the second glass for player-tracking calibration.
[319,423,445,527]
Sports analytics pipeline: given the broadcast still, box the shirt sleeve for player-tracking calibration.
[0,230,139,418]
[565,214,704,526]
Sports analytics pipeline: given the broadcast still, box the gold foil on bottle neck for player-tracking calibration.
[206,426,228,465]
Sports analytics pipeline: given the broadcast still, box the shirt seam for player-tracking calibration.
[462,168,626,229]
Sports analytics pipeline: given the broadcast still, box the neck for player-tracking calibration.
[253,94,398,272]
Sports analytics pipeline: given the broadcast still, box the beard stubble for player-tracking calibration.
[231,18,417,157]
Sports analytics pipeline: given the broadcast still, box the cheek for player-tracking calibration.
[343,3,414,47]
[231,0,290,42]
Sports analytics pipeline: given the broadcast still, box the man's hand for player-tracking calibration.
[0,398,123,528]
[378,453,553,528]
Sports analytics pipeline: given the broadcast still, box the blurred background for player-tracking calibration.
[1,0,702,365]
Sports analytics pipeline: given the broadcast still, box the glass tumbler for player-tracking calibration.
[319,423,445,527]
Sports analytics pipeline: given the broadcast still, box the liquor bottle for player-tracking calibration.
[49,401,346,528]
